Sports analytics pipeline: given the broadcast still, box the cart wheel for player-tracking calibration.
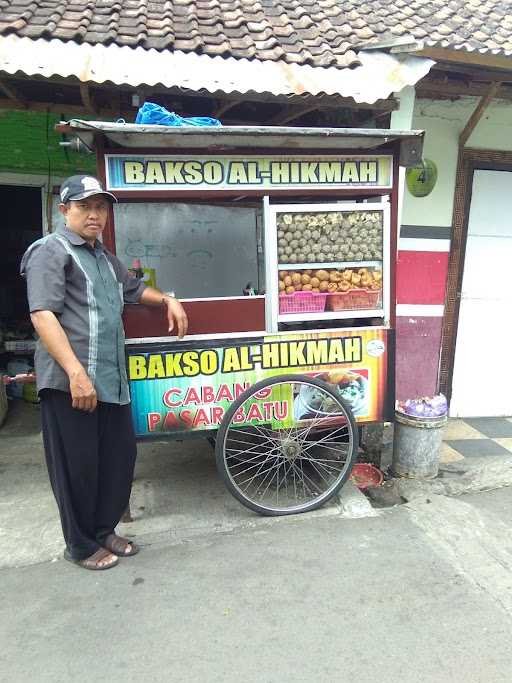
[215,374,358,516]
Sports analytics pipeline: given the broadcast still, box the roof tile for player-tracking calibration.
[1,0,511,68]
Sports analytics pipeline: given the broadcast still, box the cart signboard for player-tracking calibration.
[128,328,393,437]
[106,154,393,192]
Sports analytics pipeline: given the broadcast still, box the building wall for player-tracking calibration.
[0,109,96,235]
[403,97,512,227]
[396,96,512,400]
[0,109,95,177]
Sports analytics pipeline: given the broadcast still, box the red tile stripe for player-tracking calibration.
[397,251,449,306]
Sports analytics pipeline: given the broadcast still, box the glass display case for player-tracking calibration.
[264,199,390,328]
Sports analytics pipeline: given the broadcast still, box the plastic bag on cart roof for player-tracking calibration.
[397,394,447,418]
[135,102,222,127]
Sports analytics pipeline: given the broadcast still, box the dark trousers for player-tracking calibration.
[40,389,137,560]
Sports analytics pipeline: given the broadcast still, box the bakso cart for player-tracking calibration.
[57,121,424,516]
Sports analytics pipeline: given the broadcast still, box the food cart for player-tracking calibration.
[56,121,424,516]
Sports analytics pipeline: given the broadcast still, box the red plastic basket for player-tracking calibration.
[327,288,382,311]
[279,291,328,314]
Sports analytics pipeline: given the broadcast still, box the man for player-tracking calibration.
[21,174,188,570]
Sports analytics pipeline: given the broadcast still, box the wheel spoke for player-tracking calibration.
[305,457,343,477]
[294,412,333,445]
[300,427,352,454]
[257,460,284,500]
[232,451,280,485]
[306,441,350,454]
[226,436,275,455]
[306,459,333,486]
[228,431,277,449]
[249,458,283,495]
[226,444,273,459]
[236,454,282,490]
[226,438,270,451]
[251,424,282,447]
[227,451,270,469]
[289,460,323,495]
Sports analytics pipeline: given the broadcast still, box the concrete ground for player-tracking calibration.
[3,400,512,681]
[0,399,374,569]
[2,488,512,682]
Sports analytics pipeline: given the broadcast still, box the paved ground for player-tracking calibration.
[0,399,373,569]
[2,400,512,681]
[2,488,512,682]
[441,416,512,460]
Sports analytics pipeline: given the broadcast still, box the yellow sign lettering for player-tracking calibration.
[288,342,307,366]
[183,161,203,184]
[305,339,329,365]
[300,162,318,183]
[318,162,342,184]
[200,350,219,374]
[182,351,200,376]
[359,161,377,183]
[203,161,223,184]
[262,343,281,369]
[271,162,290,184]
[115,156,392,191]
[342,337,362,362]
[147,354,166,379]
[222,348,241,373]
[164,162,185,183]
[165,353,184,377]
[145,161,165,184]
[124,162,145,184]
[342,162,359,183]
[228,162,248,184]
[128,355,147,379]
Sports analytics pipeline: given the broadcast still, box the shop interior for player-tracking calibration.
[0,184,42,399]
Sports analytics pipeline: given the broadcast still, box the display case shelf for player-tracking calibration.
[278,260,381,270]
[278,309,384,322]
[264,198,391,332]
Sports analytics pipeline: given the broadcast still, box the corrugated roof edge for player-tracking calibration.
[0,36,434,103]
[57,121,425,167]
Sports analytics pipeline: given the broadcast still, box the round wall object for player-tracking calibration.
[406,159,438,197]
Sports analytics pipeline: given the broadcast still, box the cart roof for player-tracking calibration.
[57,121,424,167]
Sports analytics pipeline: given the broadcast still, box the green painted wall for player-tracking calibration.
[0,110,96,176]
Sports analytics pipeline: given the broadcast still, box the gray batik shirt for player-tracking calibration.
[20,226,146,404]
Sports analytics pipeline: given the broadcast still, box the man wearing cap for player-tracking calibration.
[21,175,188,571]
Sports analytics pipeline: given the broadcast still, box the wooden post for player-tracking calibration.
[459,81,501,147]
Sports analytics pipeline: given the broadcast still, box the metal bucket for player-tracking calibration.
[392,410,447,479]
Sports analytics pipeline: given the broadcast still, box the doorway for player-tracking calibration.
[0,184,43,349]
[449,169,512,417]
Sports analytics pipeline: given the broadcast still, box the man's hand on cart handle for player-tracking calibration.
[138,288,188,339]
[162,295,188,339]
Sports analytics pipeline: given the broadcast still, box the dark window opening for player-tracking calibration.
[0,184,42,330]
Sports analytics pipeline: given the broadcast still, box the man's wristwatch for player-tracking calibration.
[161,291,176,306]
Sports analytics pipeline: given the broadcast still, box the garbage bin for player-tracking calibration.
[392,410,447,479]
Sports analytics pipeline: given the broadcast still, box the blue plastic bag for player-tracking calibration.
[135,102,222,127]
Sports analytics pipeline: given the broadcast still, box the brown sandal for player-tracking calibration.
[63,547,119,570]
[103,533,140,557]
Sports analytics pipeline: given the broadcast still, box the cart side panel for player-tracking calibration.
[126,327,393,438]
[123,298,266,337]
